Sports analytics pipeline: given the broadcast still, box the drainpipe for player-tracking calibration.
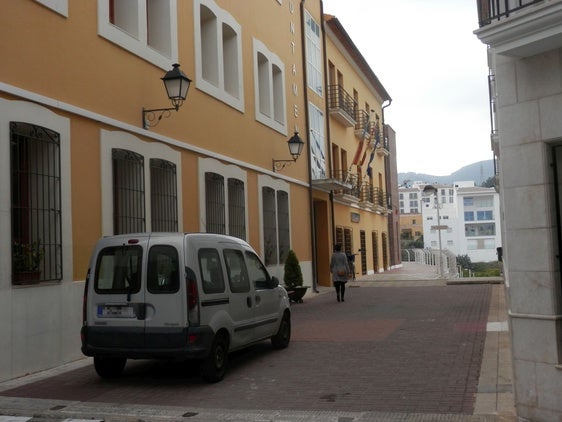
[300,0,319,293]
[381,99,392,267]
[319,2,336,247]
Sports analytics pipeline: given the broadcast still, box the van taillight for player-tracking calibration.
[186,276,200,325]
[187,278,197,309]
[82,268,90,325]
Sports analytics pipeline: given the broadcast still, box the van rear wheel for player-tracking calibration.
[94,357,126,379]
[200,334,229,383]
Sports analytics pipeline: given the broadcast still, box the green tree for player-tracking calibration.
[481,176,496,188]
[457,254,473,270]
[283,249,303,288]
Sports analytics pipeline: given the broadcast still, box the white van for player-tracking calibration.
[81,233,291,382]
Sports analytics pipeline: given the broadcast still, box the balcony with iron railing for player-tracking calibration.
[328,85,357,127]
[360,184,388,212]
[475,0,562,57]
[477,0,544,26]
[376,134,390,156]
[330,172,389,213]
[311,168,355,192]
[354,109,371,138]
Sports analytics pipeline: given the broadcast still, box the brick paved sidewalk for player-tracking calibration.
[0,260,517,421]
[0,284,513,420]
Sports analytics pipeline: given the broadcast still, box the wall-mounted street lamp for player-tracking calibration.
[142,63,192,129]
[272,132,305,172]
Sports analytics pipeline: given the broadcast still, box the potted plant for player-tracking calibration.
[13,240,45,284]
[283,249,308,303]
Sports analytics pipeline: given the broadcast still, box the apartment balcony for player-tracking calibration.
[475,0,562,57]
[331,175,389,214]
[376,135,390,156]
[332,171,360,204]
[311,169,354,191]
[328,85,357,127]
[354,110,371,139]
[360,184,389,213]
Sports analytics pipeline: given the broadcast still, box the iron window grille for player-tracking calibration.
[228,178,246,240]
[262,187,277,266]
[277,190,290,264]
[150,158,178,232]
[112,149,146,234]
[205,172,226,234]
[10,122,62,283]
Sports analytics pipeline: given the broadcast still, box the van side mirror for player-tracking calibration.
[270,276,280,288]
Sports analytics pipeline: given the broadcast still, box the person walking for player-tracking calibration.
[330,243,350,302]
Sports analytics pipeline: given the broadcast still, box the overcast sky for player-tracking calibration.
[322,0,491,176]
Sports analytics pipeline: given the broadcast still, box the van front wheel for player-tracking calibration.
[200,334,229,383]
[271,313,291,349]
[94,356,126,379]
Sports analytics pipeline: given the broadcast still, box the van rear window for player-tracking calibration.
[147,245,179,293]
[95,246,142,293]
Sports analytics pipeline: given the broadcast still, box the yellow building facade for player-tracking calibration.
[0,0,394,380]
[311,15,392,286]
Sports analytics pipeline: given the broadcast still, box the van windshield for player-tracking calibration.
[95,245,142,293]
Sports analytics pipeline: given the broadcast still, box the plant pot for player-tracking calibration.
[14,270,41,285]
[285,286,309,303]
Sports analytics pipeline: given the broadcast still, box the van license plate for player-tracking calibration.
[97,305,135,318]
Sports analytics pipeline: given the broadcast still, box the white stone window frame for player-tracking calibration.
[97,0,179,69]
[35,0,68,16]
[198,158,249,239]
[258,174,291,268]
[304,9,323,97]
[0,99,73,286]
[100,129,183,236]
[194,0,244,112]
[253,39,287,135]
[309,102,326,179]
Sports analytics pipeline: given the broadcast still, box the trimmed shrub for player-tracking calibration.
[283,249,303,288]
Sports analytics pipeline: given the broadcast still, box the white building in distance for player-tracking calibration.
[401,181,502,262]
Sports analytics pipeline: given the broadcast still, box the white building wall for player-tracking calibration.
[494,50,562,421]
[421,183,501,263]
[0,99,83,382]
[456,189,502,262]
[475,3,562,417]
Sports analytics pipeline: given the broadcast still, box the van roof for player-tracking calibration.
[100,232,251,248]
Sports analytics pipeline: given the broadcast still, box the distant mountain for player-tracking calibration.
[398,160,494,187]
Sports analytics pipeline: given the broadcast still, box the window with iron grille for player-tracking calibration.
[228,178,246,240]
[335,226,353,253]
[150,158,178,232]
[11,122,62,283]
[344,227,353,255]
[205,172,226,234]
[360,230,367,275]
[372,231,379,272]
[262,187,277,266]
[261,186,290,266]
[335,226,344,249]
[277,190,290,264]
[113,149,146,234]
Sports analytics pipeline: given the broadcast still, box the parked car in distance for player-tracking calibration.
[81,232,291,382]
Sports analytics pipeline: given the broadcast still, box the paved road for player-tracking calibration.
[0,277,512,421]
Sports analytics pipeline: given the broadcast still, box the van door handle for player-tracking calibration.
[246,297,252,308]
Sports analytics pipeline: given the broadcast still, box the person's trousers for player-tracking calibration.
[334,281,346,299]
